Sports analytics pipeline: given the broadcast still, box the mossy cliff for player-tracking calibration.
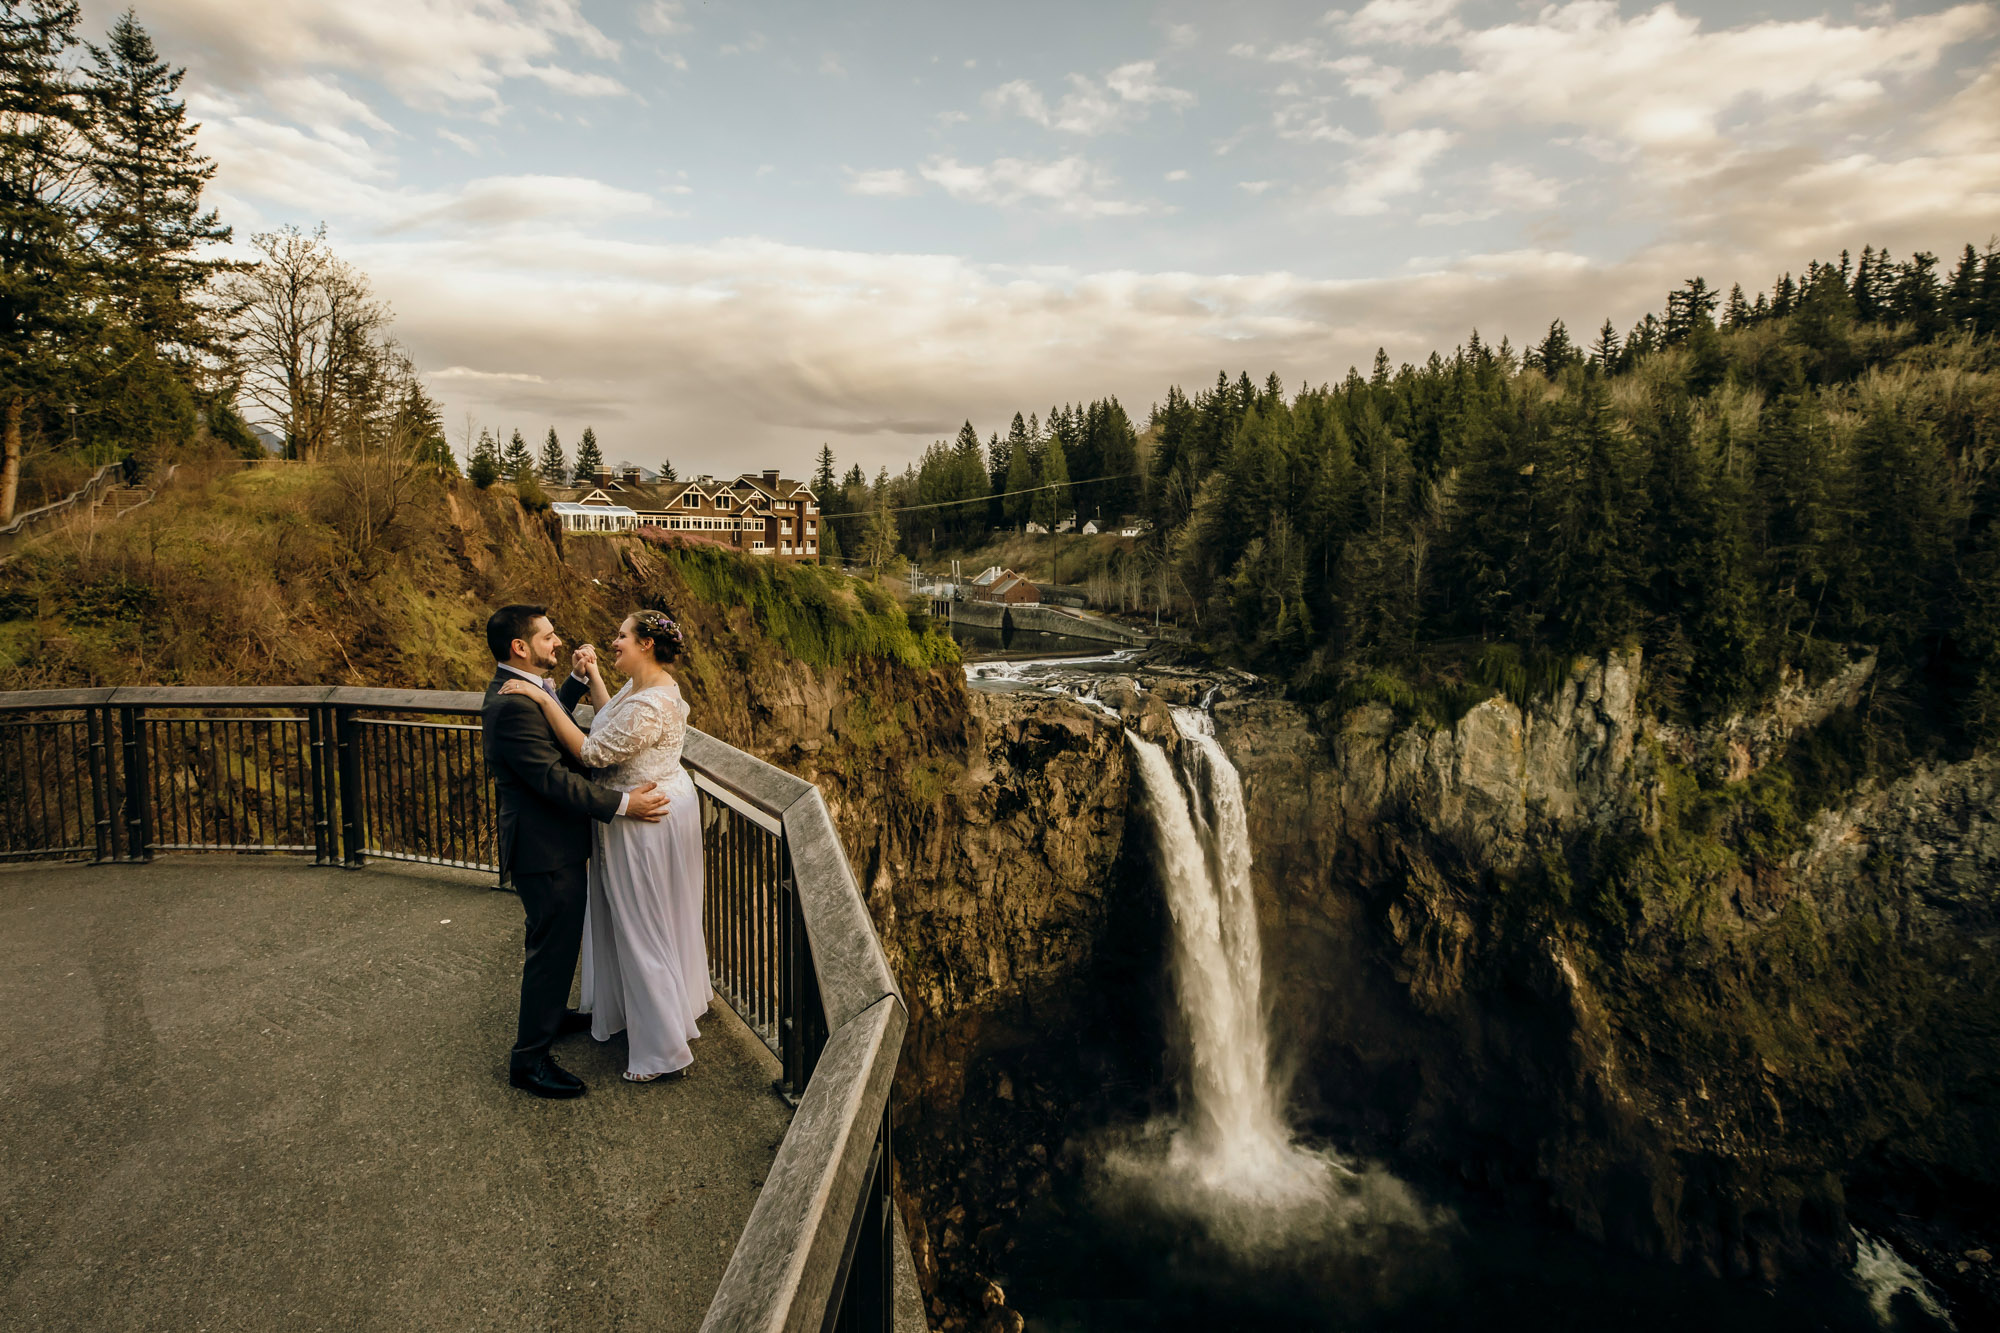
[1202,649,1998,1305]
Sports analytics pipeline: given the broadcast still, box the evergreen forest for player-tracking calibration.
[833,245,2000,751]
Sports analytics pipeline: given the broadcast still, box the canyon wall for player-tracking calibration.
[1208,650,1998,1297]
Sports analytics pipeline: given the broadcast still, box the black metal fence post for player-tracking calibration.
[119,705,152,862]
[828,1103,894,1333]
[778,841,807,1102]
[336,706,364,867]
[307,706,331,865]
[85,706,114,863]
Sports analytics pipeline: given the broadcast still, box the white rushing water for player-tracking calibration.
[1852,1230,1955,1329]
[1110,702,1437,1253]
[1123,707,1335,1207]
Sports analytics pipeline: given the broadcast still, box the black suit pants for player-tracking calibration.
[510,862,589,1070]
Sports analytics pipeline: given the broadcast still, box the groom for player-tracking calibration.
[482,604,669,1099]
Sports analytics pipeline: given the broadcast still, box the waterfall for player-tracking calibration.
[1121,705,1342,1211]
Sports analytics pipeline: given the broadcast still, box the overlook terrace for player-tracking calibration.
[0,685,923,1332]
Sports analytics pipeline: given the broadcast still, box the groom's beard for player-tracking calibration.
[530,648,559,673]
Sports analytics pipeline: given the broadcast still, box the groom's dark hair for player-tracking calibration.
[486,604,548,662]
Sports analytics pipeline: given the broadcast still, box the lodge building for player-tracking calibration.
[549,467,820,562]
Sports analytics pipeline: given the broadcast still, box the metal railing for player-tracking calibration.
[0,685,906,1332]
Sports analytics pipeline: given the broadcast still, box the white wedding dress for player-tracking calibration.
[576,678,710,1077]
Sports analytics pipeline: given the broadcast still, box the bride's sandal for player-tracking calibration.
[623,1067,688,1084]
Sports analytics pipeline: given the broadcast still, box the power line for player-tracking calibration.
[821,472,1143,520]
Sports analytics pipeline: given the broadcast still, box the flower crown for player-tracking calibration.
[633,609,684,650]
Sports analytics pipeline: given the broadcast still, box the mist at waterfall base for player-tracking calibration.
[993,704,1951,1332]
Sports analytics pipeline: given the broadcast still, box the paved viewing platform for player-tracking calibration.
[0,857,795,1331]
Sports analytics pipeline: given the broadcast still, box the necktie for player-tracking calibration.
[539,675,559,701]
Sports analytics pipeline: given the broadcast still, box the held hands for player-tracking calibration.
[623,781,669,822]
[571,643,600,678]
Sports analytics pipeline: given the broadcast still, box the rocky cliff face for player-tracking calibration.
[1203,649,1998,1303]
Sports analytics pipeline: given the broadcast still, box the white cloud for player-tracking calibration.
[398,176,656,231]
[638,2,687,37]
[919,155,1148,217]
[1166,23,1199,48]
[984,59,1193,135]
[1239,180,1275,194]
[1326,0,1464,46]
[437,127,479,155]
[820,53,847,77]
[845,167,920,197]
[1317,128,1456,215]
[1165,169,1190,181]
[1382,2,1997,153]
[430,366,547,383]
[125,0,626,112]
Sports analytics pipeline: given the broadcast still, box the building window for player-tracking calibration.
[806,521,816,535]
[806,542,817,555]
[781,520,793,534]
[781,541,792,554]
[752,540,767,551]
[683,493,700,508]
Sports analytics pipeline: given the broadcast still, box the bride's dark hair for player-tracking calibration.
[630,608,684,665]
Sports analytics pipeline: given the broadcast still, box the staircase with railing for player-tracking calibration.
[0,684,913,1332]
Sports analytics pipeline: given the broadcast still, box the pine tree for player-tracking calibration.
[571,425,603,482]
[1723,283,1751,327]
[0,0,94,523]
[658,457,677,482]
[1003,429,1034,527]
[397,380,455,474]
[812,443,836,500]
[538,427,565,484]
[1530,319,1578,376]
[1033,430,1069,529]
[468,428,500,488]
[502,427,533,480]
[81,12,229,362]
[951,419,987,540]
[1588,319,1621,371]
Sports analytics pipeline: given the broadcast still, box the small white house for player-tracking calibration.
[552,501,639,533]
[1080,520,1101,535]
[1023,521,1048,535]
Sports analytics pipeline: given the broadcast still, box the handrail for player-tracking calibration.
[0,684,911,1332]
[0,462,117,537]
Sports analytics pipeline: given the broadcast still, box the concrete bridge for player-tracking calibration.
[0,687,924,1332]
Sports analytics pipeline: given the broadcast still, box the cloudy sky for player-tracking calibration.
[85,0,2000,477]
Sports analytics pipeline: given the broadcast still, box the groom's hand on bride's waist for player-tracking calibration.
[621,782,669,822]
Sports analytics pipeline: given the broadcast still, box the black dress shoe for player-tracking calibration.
[558,1009,593,1036]
[509,1057,586,1099]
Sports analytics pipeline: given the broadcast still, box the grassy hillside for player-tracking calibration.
[0,460,954,691]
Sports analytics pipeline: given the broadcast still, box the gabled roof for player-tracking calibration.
[734,473,816,504]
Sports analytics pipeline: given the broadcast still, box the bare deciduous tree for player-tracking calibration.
[221,225,385,462]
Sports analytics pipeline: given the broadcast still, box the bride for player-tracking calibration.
[501,609,709,1082]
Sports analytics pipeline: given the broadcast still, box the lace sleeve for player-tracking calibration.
[578,691,671,770]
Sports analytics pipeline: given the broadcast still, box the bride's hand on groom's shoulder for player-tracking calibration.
[498,680,548,704]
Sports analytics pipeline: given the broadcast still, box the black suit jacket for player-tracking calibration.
[481,670,622,876]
